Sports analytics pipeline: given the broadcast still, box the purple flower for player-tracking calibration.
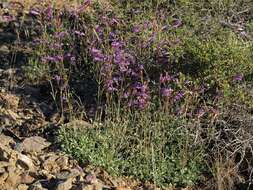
[171,19,182,28]
[74,30,85,37]
[123,91,130,99]
[29,9,40,16]
[113,50,133,73]
[43,55,63,63]
[174,91,184,102]
[111,41,124,50]
[133,82,147,92]
[44,6,53,20]
[55,31,68,38]
[70,56,76,65]
[129,82,150,109]
[198,84,207,94]
[161,88,173,97]
[2,15,14,22]
[100,62,112,76]
[49,43,62,49]
[105,78,119,92]
[143,34,156,48]
[101,16,109,24]
[159,73,172,84]
[161,25,169,31]
[233,74,243,81]
[76,0,91,13]
[95,25,103,34]
[54,75,61,85]
[32,39,41,46]
[110,18,119,25]
[133,26,140,33]
[91,48,105,62]
[143,21,150,29]
[109,32,117,40]
[106,82,116,92]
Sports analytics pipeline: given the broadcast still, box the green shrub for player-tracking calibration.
[59,110,205,187]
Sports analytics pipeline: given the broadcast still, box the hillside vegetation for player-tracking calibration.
[1,0,253,189]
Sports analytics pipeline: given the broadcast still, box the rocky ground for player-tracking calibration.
[0,85,139,190]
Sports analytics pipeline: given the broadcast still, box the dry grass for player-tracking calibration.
[213,155,243,190]
[6,0,113,11]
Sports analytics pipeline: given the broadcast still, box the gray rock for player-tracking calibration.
[29,181,47,190]
[17,154,35,171]
[0,45,9,54]
[19,136,51,153]
[56,168,81,180]
[55,178,73,190]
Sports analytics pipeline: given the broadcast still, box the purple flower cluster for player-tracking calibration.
[174,90,184,102]
[42,53,77,66]
[55,31,68,39]
[128,82,150,109]
[171,19,182,28]
[42,55,63,63]
[74,30,85,37]
[105,77,121,92]
[90,30,147,109]
[159,72,187,103]
[91,48,106,62]
[159,72,172,84]
[44,6,53,21]
[233,73,243,82]
[161,88,173,97]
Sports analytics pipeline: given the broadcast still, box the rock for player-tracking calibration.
[55,156,69,170]
[5,172,21,189]
[55,178,73,190]
[7,165,17,173]
[19,136,51,153]
[78,182,105,190]
[0,146,10,161]
[0,45,9,54]
[0,172,8,184]
[77,184,94,190]
[20,172,35,184]
[0,168,5,174]
[0,134,15,146]
[17,184,29,190]
[39,169,55,180]
[116,187,132,190]
[29,181,47,190]
[93,181,106,190]
[56,168,80,180]
[0,92,19,109]
[17,154,35,171]
[0,161,11,168]
[56,171,71,180]
[42,154,59,172]
[5,109,20,120]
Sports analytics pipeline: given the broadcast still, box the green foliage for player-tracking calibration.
[59,111,205,187]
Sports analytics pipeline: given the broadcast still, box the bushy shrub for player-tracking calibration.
[59,111,205,187]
